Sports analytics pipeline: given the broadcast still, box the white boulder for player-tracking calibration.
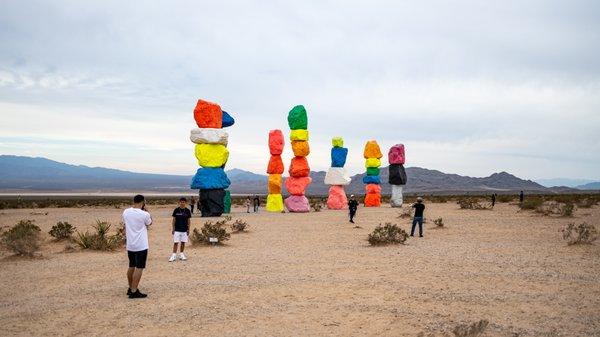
[324,167,351,185]
[190,128,228,145]
[390,185,403,207]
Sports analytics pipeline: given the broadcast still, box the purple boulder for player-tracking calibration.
[284,195,310,213]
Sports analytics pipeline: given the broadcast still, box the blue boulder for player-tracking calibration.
[362,175,381,184]
[331,147,348,167]
[190,168,231,189]
[222,111,235,128]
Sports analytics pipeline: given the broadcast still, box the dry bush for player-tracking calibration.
[535,202,575,217]
[576,198,597,209]
[49,221,76,240]
[458,198,491,210]
[368,223,409,245]
[519,197,544,210]
[73,220,124,251]
[0,220,41,256]
[452,319,489,337]
[311,202,323,212]
[231,219,248,232]
[397,208,412,219]
[191,218,231,245]
[562,223,598,245]
[497,194,514,203]
[434,218,444,227]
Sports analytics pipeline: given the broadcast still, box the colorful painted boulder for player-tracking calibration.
[285,176,312,195]
[223,190,231,213]
[362,175,381,185]
[290,129,309,141]
[193,99,222,129]
[364,193,381,207]
[222,111,235,128]
[266,194,284,212]
[267,155,284,174]
[289,156,310,177]
[324,167,351,185]
[331,147,348,168]
[190,168,231,189]
[363,140,383,159]
[391,185,403,207]
[268,174,282,194]
[388,144,405,165]
[195,144,229,167]
[388,164,407,185]
[365,183,382,194]
[284,195,310,212]
[326,185,348,210]
[269,130,284,155]
[332,137,344,148]
[190,128,229,145]
[287,105,308,130]
[291,140,310,157]
[365,158,381,168]
[199,188,226,217]
[366,167,380,176]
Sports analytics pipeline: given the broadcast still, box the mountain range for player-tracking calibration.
[0,155,595,195]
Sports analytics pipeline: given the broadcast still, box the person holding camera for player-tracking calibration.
[122,194,152,299]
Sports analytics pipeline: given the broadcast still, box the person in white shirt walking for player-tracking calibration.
[122,194,152,299]
[169,197,192,262]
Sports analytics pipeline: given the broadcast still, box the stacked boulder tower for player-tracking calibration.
[189,99,234,217]
[284,105,311,213]
[324,137,351,209]
[388,144,407,207]
[362,140,383,207]
[266,129,285,212]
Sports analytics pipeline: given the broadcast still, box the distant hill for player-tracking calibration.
[536,178,597,188]
[0,155,570,195]
[576,182,600,190]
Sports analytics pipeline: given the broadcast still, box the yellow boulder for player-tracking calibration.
[290,129,309,141]
[332,137,344,148]
[195,144,229,167]
[266,194,284,212]
[365,158,381,168]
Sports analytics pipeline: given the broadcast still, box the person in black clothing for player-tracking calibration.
[519,191,524,204]
[190,196,196,214]
[491,193,496,208]
[411,197,425,237]
[169,197,192,262]
[348,195,358,223]
[253,195,260,212]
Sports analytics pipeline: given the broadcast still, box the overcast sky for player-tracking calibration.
[1,0,599,180]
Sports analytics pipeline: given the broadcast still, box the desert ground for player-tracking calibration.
[0,202,599,337]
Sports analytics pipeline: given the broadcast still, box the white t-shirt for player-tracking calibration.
[122,207,152,252]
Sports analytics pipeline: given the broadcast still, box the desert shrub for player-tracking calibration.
[311,202,323,212]
[497,195,514,203]
[561,202,575,217]
[191,219,230,245]
[0,220,41,256]
[49,221,76,240]
[231,219,248,232]
[534,201,576,217]
[458,198,490,210]
[397,208,412,219]
[73,220,124,251]
[576,198,596,209]
[368,223,409,245]
[562,223,598,245]
[452,319,489,337]
[519,197,544,210]
[434,218,444,227]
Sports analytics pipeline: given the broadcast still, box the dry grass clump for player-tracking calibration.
[191,218,231,245]
[497,194,514,203]
[0,219,41,256]
[397,207,412,219]
[562,223,598,245]
[452,319,489,337]
[311,202,323,212]
[434,218,444,227]
[231,219,248,232]
[519,197,544,210]
[368,223,409,246]
[457,198,491,210]
[533,201,575,217]
[49,221,76,241]
[73,220,124,251]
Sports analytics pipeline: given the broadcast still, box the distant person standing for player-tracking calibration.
[169,197,191,262]
[491,193,496,208]
[122,194,152,299]
[245,196,251,213]
[253,195,260,212]
[411,197,425,237]
[348,195,358,223]
[190,196,196,214]
[519,191,524,204]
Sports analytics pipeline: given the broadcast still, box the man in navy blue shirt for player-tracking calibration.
[169,197,192,262]
[411,197,425,237]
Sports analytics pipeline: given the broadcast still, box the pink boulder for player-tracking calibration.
[327,185,348,210]
[285,176,312,195]
[284,195,310,213]
[269,130,284,155]
[388,144,405,164]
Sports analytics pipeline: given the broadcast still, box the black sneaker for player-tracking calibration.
[419,235,423,238]
[128,290,147,299]
[127,288,132,296]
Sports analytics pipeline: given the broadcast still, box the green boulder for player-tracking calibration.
[223,190,231,214]
[366,167,380,176]
[287,105,308,130]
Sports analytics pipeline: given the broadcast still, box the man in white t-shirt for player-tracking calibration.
[122,194,152,299]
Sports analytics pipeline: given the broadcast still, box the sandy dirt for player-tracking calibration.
[0,202,599,337]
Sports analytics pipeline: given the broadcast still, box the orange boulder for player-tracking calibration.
[285,176,312,195]
[267,155,284,174]
[365,183,381,194]
[289,156,310,177]
[268,174,282,194]
[291,140,310,157]
[364,193,381,207]
[193,99,223,128]
[363,140,383,159]
[269,130,284,155]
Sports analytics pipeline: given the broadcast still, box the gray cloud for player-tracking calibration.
[0,0,599,179]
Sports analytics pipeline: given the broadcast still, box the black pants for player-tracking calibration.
[349,210,356,221]
[190,204,194,213]
[411,217,423,236]
[254,203,259,212]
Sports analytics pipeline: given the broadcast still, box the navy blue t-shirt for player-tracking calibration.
[172,207,191,232]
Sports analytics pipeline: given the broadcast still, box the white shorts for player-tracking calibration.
[173,231,188,243]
